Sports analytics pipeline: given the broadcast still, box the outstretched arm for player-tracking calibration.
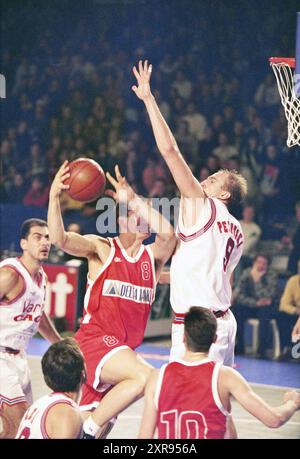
[222,367,300,428]
[132,60,204,199]
[47,162,98,258]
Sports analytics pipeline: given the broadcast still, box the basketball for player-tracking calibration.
[65,158,106,202]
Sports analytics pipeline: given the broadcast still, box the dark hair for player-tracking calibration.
[20,218,48,240]
[42,338,86,393]
[184,307,217,352]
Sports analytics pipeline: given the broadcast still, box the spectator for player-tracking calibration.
[239,205,262,260]
[148,178,168,198]
[212,132,239,168]
[276,259,300,361]
[23,176,50,208]
[233,254,278,359]
[5,173,28,204]
[171,70,192,100]
[182,102,208,143]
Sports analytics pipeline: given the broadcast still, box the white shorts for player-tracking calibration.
[0,351,32,408]
[169,309,237,367]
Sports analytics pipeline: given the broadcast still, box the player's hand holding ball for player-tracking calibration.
[49,161,71,199]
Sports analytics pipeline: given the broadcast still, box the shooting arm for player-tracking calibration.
[48,162,97,258]
[130,195,176,268]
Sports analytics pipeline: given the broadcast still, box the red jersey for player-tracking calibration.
[155,359,229,439]
[76,237,156,350]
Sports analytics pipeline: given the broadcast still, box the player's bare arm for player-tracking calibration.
[138,369,159,439]
[220,366,300,428]
[132,60,205,199]
[48,161,109,263]
[0,267,24,302]
[106,165,176,275]
[46,403,83,439]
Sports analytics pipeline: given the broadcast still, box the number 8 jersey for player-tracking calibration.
[170,197,244,314]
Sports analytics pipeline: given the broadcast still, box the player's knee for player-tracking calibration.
[133,366,153,397]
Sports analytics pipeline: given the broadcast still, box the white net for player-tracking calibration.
[270,61,300,147]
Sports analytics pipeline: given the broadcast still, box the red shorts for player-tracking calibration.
[75,331,130,411]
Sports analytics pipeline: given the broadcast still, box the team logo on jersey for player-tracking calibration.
[103,279,154,304]
[114,257,122,263]
[103,335,119,347]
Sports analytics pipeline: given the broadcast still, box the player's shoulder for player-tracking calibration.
[0,265,21,285]
[46,400,82,438]
[218,364,240,386]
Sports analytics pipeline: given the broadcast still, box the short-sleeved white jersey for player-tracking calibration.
[0,257,47,350]
[16,392,81,439]
[170,198,244,313]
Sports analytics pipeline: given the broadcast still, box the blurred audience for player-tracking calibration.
[233,254,279,359]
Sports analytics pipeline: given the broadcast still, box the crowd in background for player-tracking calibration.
[1,0,300,358]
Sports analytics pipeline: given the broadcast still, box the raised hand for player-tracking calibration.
[105,165,136,204]
[49,161,70,199]
[132,60,153,101]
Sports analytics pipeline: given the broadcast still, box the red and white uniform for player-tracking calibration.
[0,257,47,408]
[170,198,244,365]
[16,392,81,439]
[155,359,229,439]
[75,237,156,410]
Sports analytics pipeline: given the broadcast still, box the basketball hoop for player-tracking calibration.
[269,57,300,147]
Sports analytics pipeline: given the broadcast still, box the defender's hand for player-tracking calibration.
[132,60,153,101]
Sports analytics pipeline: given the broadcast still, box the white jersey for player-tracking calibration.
[0,257,47,350]
[170,197,244,314]
[16,392,81,439]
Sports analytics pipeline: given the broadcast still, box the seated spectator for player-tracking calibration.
[23,175,50,208]
[239,205,262,265]
[276,259,300,361]
[233,254,278,359]
[5,173,28,204]
[212,132,239,168]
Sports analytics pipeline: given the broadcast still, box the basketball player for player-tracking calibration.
[0,218,61,438]
[139,307,300,439]
[47,162,176,438]
[16,338,85,439]
[132,60,247,365]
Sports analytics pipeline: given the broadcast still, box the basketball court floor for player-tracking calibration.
[28,338,300,439]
